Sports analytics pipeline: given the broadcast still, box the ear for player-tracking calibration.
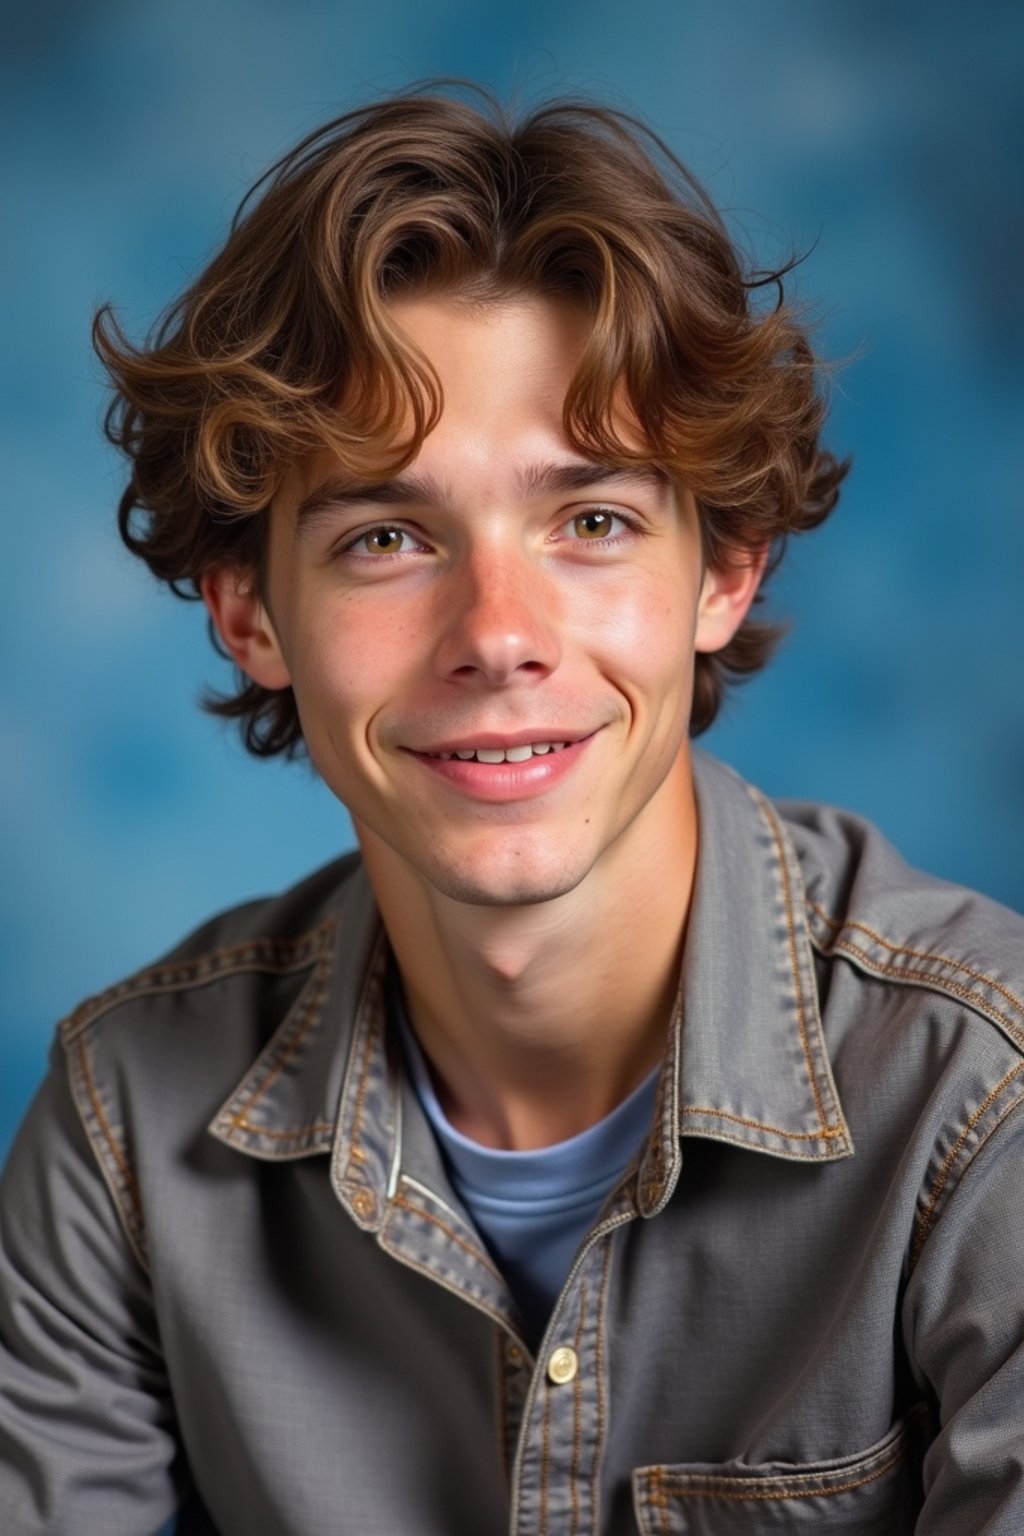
[694,546,770,654]
[200,566,292,689]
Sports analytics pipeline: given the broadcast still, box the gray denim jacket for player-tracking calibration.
[2,752,1024,1535]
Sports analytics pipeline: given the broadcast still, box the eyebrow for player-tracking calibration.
[293,462,671,535]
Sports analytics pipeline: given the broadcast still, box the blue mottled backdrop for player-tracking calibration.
[2,0,1023,1157]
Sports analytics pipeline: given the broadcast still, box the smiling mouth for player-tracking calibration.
[423,742,569,763]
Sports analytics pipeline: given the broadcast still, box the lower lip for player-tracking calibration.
[406,736,594,802]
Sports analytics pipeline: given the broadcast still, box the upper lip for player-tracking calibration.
[408,728,597,754]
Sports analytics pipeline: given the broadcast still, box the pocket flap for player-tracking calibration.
[632,1413,923,1533]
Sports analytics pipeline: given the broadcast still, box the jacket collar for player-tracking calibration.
[210,752,853,1227]
[208,860,384,1168]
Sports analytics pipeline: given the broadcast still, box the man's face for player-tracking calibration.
[208,296,760,908]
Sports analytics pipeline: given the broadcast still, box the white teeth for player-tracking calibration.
[431,741,572,762]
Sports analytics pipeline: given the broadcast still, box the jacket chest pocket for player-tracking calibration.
[631,1414,922,1534]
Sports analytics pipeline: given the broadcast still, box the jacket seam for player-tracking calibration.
[539,1375,552,1536]
[592,1237,613,1526]
[346,983,382,1170]
[391,1191,507,1286]
[751,791,832,1134]
[336,934,389,1188]
[680,1105,846,1142]
[375,1233,515,1335]
[679,1125,848,1161]
[828,945,1024,1050]
[72,1031,148,1271]
[227,1118,335,1141]
[809,903,1024,1047]
[569,1278,586,1536]
[650,1433,907,1501]
[911,1065,1024,1264]
[60,918,337,1046]
[225,936,335,1133]
[638,987,683,1210]
[653,1466,670,1534]
[651,1448,901,1501]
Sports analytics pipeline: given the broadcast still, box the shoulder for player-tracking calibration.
[776,794,1024,1058]
[51,850,375,1266]
[767,788,1024,1259]
[55,849,371,1158]
[692,752,1024,1053]
[59,850,363,1048]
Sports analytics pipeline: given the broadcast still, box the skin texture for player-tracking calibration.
[203,296,764,1148]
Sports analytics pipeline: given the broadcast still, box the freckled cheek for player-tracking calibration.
[292,604,420,727]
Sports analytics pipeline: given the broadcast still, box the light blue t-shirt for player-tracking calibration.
[393,985,660,1346]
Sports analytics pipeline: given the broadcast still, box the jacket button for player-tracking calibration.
[547,1346,579,1385]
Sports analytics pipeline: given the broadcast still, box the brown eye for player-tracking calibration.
[363,527,405,554]
[572,510,615,539]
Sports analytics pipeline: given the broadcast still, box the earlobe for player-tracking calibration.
[200,566,292,690]
[693,546,770,655]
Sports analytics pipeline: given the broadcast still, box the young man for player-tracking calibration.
[2,87,1022,1535]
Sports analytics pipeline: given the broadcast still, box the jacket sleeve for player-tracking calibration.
[904,1094,1024,1535]
[0,1040,184,1536]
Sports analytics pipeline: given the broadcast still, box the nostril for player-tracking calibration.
[435,598,562,684]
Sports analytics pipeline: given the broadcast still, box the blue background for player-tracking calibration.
[2,0,1023,1159]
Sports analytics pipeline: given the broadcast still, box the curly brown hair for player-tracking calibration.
[94,84,847,758]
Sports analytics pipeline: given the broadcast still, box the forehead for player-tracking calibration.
[279,294,665,516]
[389,292,590,399]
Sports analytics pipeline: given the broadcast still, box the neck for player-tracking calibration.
[357,758,698,1150]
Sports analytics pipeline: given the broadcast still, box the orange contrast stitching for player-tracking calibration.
[62,919,336,1039]
[810,904,1024,1021]
[569,1281,587,1536]
[832,944,1024,1050]
[229,1117,333,1140]
[652,1465,669,1535]
[593,1239,612,1492]
[228,945,334,1128]
[392,1191,506,1285]
[659,1443,903,1501]
[345,938,388,1172]
[753,792,829,1133]
[681,1105,845,1142]
[678,1126,853,1161]
[75,1033,144,1240]
[375,1239,512,1334]
[912,1062,1024,1260]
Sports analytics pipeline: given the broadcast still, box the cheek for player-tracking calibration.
[580,569,698,671]
[289,596,417,727]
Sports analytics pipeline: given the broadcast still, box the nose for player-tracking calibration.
[433,547,562,687]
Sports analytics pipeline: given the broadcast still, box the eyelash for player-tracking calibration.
[337,526,427,560]
[335,507,643,561]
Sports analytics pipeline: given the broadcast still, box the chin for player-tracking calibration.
[421,847,595,909]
